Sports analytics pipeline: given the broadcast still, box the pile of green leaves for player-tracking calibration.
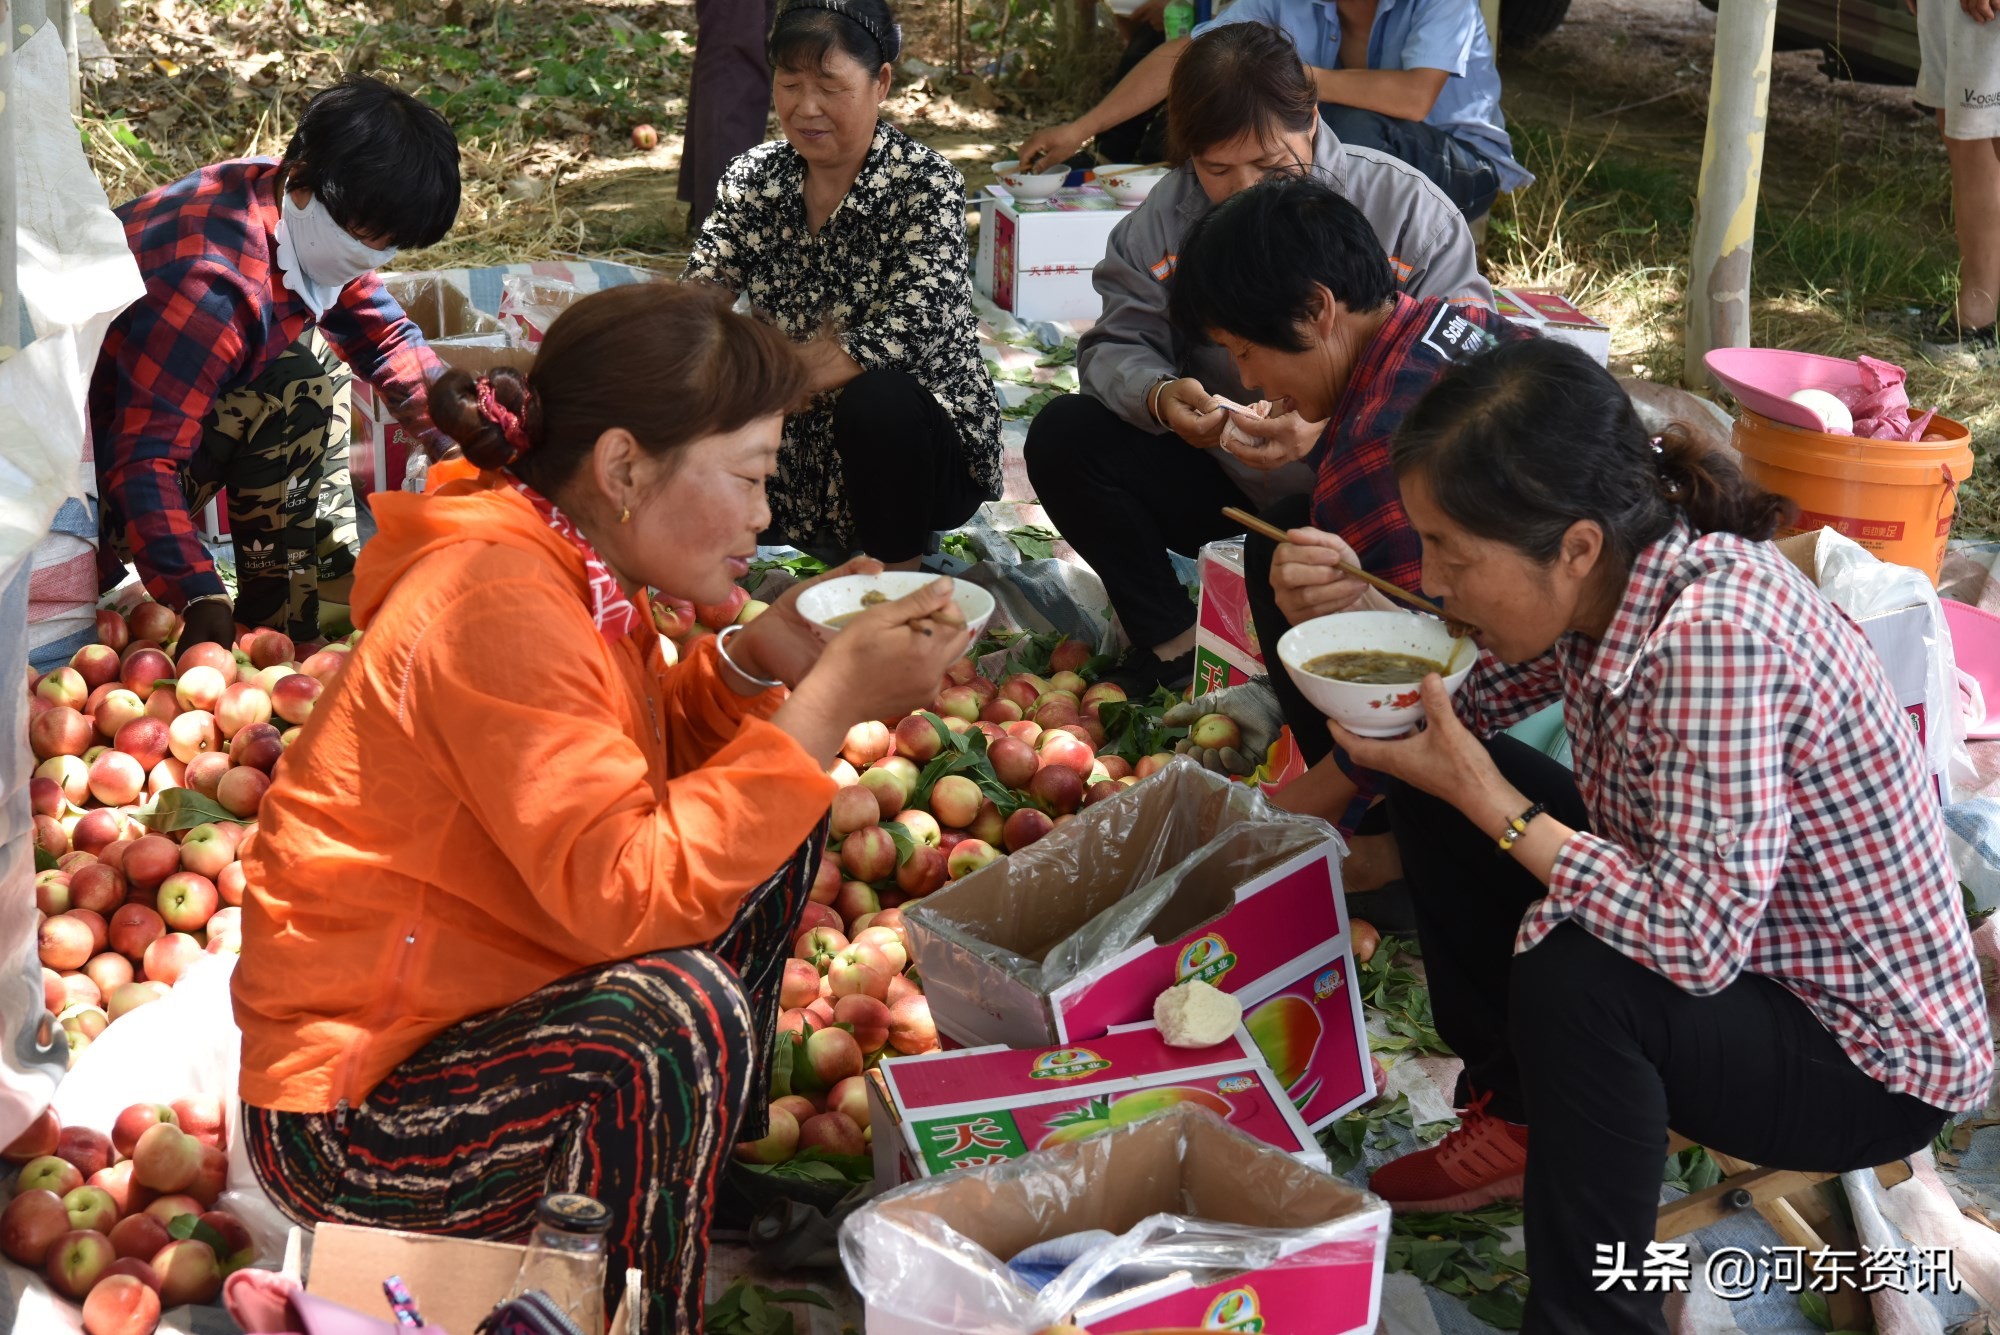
[976,628,1116,681]
[1004,524,1063,559]
[1095,686,1189,765]
[1390,1205,1530,1329]
[908,714,1024,817]
[704,1280,835,1335]
[1359,937,1450,1058]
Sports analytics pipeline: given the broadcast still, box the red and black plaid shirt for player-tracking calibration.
[1309,293,1527,821]
[89,158,446,608]
[1464,522,1993,1113]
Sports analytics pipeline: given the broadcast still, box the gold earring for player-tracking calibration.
[619,507,632,525]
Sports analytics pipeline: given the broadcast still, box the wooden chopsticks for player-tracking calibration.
[1221,506,1452,621]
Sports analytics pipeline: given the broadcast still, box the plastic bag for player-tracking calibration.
[497,276,577,351]
[1807,527,1972,794]
[907,760,1336,996]
[1,21,147,1150]
[840,1105,1389,1335]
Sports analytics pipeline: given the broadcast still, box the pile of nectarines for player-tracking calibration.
[1,1098,250,1334]
[27,598,350,1064]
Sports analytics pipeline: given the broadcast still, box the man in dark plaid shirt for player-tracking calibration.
[1168,176,1527,830]
[91,77,460,649]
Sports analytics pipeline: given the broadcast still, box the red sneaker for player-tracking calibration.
[1369,1092,1529,1212]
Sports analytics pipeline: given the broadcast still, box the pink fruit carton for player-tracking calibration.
[864,1021,1325,1190]
[842,1104,1391,1335]
[904,761,1375,1133]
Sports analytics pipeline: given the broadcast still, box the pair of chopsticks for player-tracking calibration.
[1222,506,1450,619]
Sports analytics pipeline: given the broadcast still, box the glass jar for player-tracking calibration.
[507,1193,612,1334]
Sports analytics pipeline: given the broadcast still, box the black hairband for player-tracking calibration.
[781,0,899,60]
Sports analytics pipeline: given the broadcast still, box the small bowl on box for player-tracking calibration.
[992,159,1069,201]
[796,573,997,645]
[1275,610,1474,739]
[1097,166,1167,206]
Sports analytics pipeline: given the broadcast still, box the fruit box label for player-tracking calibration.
[1196,540,1266,668]
[1047,850,1374,1131]
[873,1025,1326,1183]
[1193,645,1257,698]
[1078,1232,1389,1335]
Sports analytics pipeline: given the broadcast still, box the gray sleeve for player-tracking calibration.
[1402,210,1494,310]
[1076,212,1177,433]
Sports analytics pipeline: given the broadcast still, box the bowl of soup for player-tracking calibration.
[1275,610,1474,738]
[992,159,1069,201]
[796,572,997,645]
[1097,166,1167,205]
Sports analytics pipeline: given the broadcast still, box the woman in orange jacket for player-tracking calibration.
[231,282,971,1330]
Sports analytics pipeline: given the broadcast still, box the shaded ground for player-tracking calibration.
[78,0,1996,516]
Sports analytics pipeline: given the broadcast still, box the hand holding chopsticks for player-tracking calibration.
[1222,506,1449,617]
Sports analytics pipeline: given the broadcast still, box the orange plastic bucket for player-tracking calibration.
[1731,407,1974,585]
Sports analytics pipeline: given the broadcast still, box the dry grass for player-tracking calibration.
[1486,104,2000,534]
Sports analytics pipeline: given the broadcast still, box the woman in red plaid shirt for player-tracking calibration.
[1274,337,1993,1332]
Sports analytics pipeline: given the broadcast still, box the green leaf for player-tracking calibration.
[1799,1290,1833,1330]
[136,788,251,832]
[34,846,58,874]
[769,1024,796,1099]
[880,820,917,865]
[1465,1290,1527,1329]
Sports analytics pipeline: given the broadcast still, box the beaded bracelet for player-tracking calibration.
[1497,801,1548,854]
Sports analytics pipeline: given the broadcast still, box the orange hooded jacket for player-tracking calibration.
[232,483,837,1112]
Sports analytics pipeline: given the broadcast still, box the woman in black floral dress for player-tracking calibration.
[683,0,1002,565]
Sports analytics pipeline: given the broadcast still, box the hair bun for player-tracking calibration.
[428,365,534,471]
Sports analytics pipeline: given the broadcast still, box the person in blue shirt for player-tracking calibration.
[1017,0,1530,219]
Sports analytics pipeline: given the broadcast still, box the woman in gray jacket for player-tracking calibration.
[1023,22,1492,693]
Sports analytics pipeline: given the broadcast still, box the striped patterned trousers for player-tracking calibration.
[242,833,821,1334]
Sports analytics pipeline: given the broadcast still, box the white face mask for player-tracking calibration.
[274,192,397,317]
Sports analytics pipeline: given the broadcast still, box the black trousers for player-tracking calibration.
[1024,393,1254,651]
[1388,738,1950,1334]
[1320,104,1503,221]
[679,0,778,231]
[819,368,986,564]
[1096,27,1170,165]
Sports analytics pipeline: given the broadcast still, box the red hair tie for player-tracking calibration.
[475,376,533,461]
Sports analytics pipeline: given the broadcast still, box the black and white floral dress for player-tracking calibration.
[683,121,1003,549]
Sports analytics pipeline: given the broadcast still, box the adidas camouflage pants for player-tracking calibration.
[182,332,358,641]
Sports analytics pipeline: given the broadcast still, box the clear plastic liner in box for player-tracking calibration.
[840,1106,1387,1335]
[906,759,1342,993]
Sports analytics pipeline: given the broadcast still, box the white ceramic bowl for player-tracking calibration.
[1098,166,1166,206]
[796,573,997,645]
[1275,611,1474,739]
[992,159,1069,201]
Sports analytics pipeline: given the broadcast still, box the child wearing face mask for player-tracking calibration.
[90,76,462,653]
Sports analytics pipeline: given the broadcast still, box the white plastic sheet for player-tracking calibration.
[0,21,144,1147]
[1809,527,1973,792]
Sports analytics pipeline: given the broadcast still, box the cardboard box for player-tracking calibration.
[1192,537,1266,699]
[1494,287,1610,364]
[842,1105,1391,1335]
[303,1221,639,1335]
[905,762,1374,1131]
[974,186,1127,324]
[349,275,505,500]
[1778,531,1947,803]
[865,1021,1326,1190]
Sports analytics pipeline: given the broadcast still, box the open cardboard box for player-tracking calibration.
[350,274,514,500]
[296,1222,640,1335]
[904,761,1373,1132]
[842,1105,1390,1335]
